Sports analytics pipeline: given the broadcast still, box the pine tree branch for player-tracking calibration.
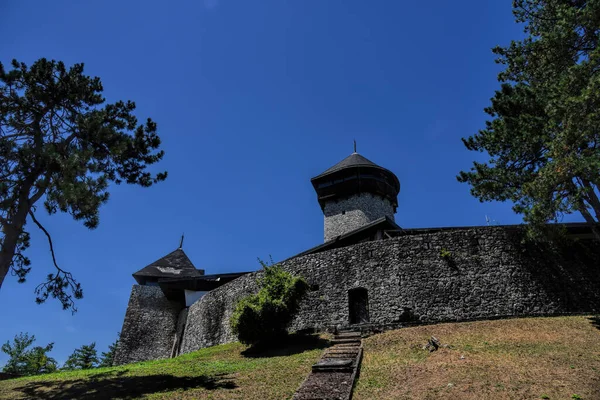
[27,172,51,205]
[28,210,82,312]
[28,211,61,273]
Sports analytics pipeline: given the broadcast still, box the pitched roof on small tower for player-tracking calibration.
[314,152,381,177]
[132,248,204,285]
[311,150,400,210]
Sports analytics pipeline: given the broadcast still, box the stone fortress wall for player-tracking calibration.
[179,226,600,354]
[114,286,184,365]
[323,193,395,241]
[113,148,600,366]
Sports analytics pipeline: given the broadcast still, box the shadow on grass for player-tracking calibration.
[13,369,236,400]
[241,333,330,358]
[589,316,600,331]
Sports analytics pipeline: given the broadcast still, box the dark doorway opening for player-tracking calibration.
[348,287,369,324]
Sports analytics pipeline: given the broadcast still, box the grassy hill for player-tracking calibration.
[0,336,326,400]
[354,316,600,400]
[1,316,599,399]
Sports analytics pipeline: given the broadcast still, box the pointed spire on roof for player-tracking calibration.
[132,248,203,284]
[179,233,184,249]
[353,139,357,153]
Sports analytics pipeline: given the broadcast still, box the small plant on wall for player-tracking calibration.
[440,248,457,269]
[440,248,452,261]
[229,258,309,347]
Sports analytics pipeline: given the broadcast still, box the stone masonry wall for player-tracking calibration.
[180,273,260,352]
[323,193,395,241]
[181,226,600,354]
[114,285,184,365]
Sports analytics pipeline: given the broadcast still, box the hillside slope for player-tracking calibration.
[0,338,325,399]
[354,316,600,400]
[1,316,598,399]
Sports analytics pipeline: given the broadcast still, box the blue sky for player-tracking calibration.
[0,0,583,366]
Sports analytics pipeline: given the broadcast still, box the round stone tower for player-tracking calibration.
[311,150,400,242]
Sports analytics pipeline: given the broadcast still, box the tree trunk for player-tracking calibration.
[0,229,17,288]
[0,220,26,289]
[576,204,600,242]
[0,183,34,289]
[581,179,600,221]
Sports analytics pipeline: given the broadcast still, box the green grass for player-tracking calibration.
[3,317,600,399]
[0,336,327,399]
[353,316,600,400]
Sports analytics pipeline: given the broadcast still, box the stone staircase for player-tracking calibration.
[293,331,363,400]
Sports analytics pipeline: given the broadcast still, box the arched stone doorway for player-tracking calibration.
[348,287,369,324]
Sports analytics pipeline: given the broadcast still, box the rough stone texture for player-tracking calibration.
[323,193,395,241]
[171,308,189,358]
[181,226,600,355]
[114,285,184,365]
[180,273,260,352]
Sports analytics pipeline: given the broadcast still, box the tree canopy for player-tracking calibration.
[0,58,166,311]
[1,332,57,375]
[63,342,98,370]
[99,333,120,368]
[458,0,600,240]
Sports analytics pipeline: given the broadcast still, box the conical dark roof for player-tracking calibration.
[311,152,399,186]
[313,152,381,179]
[311,151,400,210]
[133,248,202,283]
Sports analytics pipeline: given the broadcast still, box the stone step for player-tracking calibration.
[331,338,361,345]
[334,331,362,339]
[325,349,360,355]
[311,358,354,373]
[294,346,363,400]
[311,366,354,373]
[325,348,359,353]
[323,353,358,359]
[332,342,360,349]
[293,371,356,400]
[324,355,359,360]
[331,344,360,350]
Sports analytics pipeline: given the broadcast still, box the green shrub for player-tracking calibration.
[440,248,452,260]
[230,259,309,346]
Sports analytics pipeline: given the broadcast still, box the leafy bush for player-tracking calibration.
[230,259,309,346]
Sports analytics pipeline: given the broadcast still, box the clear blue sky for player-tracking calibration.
[0,0,583,366]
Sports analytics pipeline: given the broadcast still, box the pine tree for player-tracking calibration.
[99,333,120,368]
[458,0,600,240]
[24,344,58,375]
[0,58,167,311]
[63,342,98,370]
[1,332,57,375]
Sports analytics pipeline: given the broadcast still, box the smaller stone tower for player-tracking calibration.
[311,150,400,242]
